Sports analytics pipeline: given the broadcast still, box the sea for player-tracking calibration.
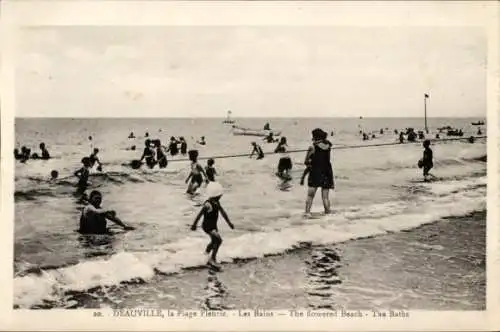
[13,117,487,309]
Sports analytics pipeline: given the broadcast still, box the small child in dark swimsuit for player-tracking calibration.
[191,182,234,267]
[185,150,208,195]
[205,158,217,182]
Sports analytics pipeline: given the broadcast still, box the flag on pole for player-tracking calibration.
[425,93,429,98]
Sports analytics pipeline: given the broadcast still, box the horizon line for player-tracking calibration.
[14,116,486,119]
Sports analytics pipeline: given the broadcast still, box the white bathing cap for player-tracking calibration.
[206,181,224,198]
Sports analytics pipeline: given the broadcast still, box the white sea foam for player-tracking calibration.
[14,178,485,308]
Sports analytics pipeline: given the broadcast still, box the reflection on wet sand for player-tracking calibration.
[306,246,342,310]
[200,268,230,310]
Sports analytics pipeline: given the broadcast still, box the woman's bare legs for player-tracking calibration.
[321,188,331,214]
[305,187,318,214]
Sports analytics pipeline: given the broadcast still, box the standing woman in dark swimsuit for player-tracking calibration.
[304,128,334,217]
[168,137,179,157]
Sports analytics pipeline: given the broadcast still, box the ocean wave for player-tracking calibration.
[14,147,487,196]
[14,171,150,201]
[13,179,486,309]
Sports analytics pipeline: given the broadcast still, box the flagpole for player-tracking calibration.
[424,94,428,133]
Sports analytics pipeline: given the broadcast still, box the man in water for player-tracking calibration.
[89,148,103,171]
[264,132,277,143]
[140,139,156,168]
[168,137,179,156]
[249,142,264,160]
[74,157,92,195]
[197,136,206,146]
[179,137,188,155]
[79,190,135,234]
[14,148,22,160]
[39,142,51,160]
[421,139,434,182]
[154,139,168,168]
[20,146,30,163]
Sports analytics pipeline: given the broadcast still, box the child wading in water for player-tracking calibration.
[205,158,217,182]
[191,182,234,268]
[185,150,208,195]
[274,137,293,184]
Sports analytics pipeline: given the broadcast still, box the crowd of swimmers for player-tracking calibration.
[21,123,473,269]
[128,136,196,169]
[14,143,51,162]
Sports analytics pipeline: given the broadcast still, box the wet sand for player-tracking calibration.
[67,210,485,310]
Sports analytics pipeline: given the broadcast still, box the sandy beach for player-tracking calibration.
[56,210,485,311]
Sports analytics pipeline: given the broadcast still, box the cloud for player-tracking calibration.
[15,26,486,118]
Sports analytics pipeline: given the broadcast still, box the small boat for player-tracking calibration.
[222,110,235,124]
[232,126,281,137]
[471,121,484,126]
[447,129,464,137]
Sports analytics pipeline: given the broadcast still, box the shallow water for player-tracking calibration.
[14,117,486,308]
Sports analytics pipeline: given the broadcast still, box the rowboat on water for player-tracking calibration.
[471,121,484,126]
[231,125,281,137]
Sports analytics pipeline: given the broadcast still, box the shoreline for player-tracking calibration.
[54,210,486,310]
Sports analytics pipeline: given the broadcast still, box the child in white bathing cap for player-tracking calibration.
[191,182,234,268]
[206,181,223,198]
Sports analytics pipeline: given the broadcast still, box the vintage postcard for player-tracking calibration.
[1,1,499,331]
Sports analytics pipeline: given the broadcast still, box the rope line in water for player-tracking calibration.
[164,135,487,163]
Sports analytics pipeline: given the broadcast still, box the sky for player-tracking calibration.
[15,26,486,118]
